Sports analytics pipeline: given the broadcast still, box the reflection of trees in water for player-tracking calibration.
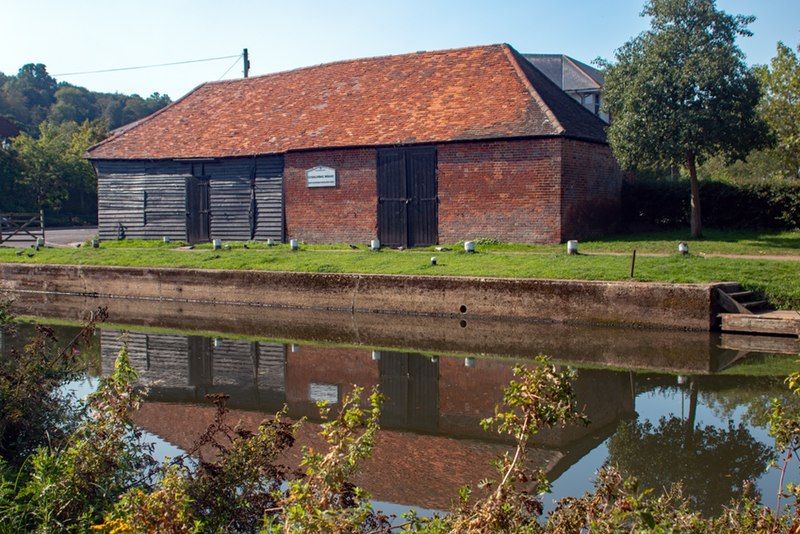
[700,378,799,430]
[607,382,774,516]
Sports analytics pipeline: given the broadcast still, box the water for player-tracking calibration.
[3,298,799,519]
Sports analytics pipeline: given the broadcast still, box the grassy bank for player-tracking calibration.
[2,230,799,309]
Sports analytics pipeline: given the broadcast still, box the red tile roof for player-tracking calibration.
[87,44,607,160]
[134,401,564,510]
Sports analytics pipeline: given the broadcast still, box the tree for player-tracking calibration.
[12,121,105,211]
[49,85,97,125]
[603,0,771,237]
[0,146,19,212]
[607,411,774,515]
[0,64,57,131]
[756,43,800,179]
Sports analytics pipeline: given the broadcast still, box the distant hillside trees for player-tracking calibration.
[0,63,171,134]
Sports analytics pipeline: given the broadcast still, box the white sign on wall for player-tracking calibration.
[309,383,340,404]
[306,166,337,188]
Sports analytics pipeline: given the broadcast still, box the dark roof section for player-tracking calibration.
[521,54,566,88]
[510,49,608,141]
[87,44,607,160]
[523,54,604,91]
[567,56,605,86]
[0,117,20,139]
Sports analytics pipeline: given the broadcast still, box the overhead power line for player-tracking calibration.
[217,55,242,81]
[53,54,241,77]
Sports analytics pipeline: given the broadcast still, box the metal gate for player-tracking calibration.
[186,176,209,244]
[377,146,437,247]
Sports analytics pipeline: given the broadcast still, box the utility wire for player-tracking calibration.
[53,54,241,77]
[217,55,243,81]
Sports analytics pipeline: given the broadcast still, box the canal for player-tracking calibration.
[3,295,798,519]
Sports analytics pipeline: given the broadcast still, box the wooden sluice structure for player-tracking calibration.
[717,284,799,353]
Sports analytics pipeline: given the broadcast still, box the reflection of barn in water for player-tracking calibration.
[100,328,636,509]
[101,331,286,407]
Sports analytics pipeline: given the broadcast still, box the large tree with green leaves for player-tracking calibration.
[756,43,800,179]
[12,121,105,211]
[603,0,771,237]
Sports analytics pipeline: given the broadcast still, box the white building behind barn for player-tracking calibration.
[524,54,608,122]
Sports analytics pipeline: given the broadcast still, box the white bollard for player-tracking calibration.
[290,239,299,251]
[372,351,381,361]
[567,240,579,255]
[162,236,171,243]
[212,239,222,250]
[430,256,437,266]
[370,239,380,251]
[678,242,689,255]
[464,241,475,253]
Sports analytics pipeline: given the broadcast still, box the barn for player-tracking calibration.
[86,44,622,246]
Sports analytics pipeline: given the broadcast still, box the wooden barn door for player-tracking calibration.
[377,146,437,247]
[186,176,209,244]
[378,352,439,432]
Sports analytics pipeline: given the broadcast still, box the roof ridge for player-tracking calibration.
[204,43,508,87]
[500,44,564,135]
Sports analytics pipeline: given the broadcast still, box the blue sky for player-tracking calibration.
[2,1,798,99]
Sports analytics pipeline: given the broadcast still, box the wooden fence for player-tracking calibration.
[0,211,45,245]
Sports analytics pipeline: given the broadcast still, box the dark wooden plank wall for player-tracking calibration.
[253,157,284,242]
[101,330,286,393]
[102,330,193,389]
[256,343,286,392]
[96,160,189,242]
[95,156,284,242]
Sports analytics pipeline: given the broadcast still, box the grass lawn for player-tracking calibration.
[433,228,800,256]
[1,228,799,308]
[721,353,800,377]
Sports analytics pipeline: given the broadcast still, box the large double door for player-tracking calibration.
[377,146,437,247]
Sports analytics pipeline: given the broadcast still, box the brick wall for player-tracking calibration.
[560,139,623,240]
[437,138,563,243]
[284,149,377,243]
[284,346,379,418]
[283,138,621,245]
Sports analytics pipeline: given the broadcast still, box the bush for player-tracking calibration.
[622,179,800,231]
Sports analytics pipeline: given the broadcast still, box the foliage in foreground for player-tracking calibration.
[3,301,800,532]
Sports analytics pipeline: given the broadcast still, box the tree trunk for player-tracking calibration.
[685,378,698,450]
[687,153,702,238]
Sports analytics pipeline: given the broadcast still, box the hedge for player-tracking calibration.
[621,179,800,230]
